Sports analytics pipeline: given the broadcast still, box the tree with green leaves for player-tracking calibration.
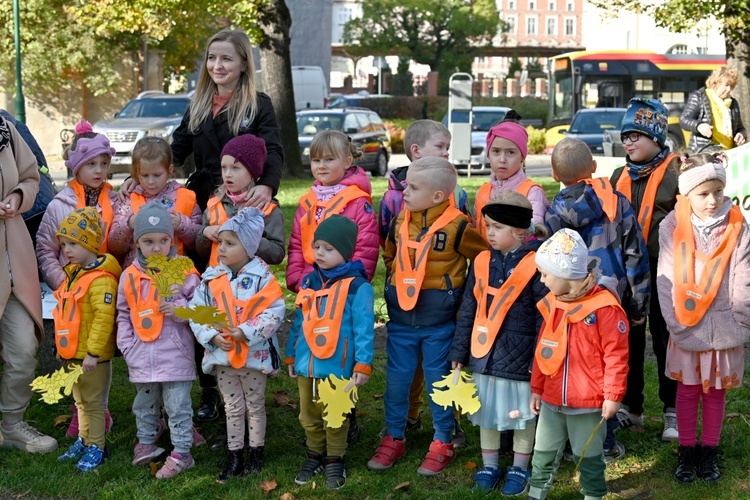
[343,0,503,92]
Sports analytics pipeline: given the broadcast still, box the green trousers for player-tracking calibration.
[298,376,349,457]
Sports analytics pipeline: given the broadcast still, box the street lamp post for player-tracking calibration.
[13,0,26,123]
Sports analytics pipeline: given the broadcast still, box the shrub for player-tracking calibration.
[526,126,546,154]
[385,121,406,154]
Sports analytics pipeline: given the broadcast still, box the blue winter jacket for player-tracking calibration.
[286,260,375,379]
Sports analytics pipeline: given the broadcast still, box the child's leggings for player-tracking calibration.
[218,366,268,450]
[480,422,536,454]
[133,381,193,455]
[72,361,109,448]
[676,382,725,447]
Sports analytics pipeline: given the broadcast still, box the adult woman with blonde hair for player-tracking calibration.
[680,66,747,153]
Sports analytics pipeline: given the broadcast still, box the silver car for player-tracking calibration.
[93,91,191,174]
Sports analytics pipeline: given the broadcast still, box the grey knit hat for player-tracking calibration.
[133,202,174,243]
[535,228,589,279]
[219,207,265,258]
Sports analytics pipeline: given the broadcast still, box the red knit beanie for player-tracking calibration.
[485,122,528,159]
[221,134,267,180]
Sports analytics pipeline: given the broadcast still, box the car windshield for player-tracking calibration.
[117,98,190,119]
[297,114,343,135]
[569,111,626,134]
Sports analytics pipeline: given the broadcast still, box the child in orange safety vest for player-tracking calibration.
[528,228,629,500]
[53,207,121,473]
[657,154,750,484]
[448,191,549,495]
[116,202,202,479]
[189,207,285,482]
[285,215,375,490]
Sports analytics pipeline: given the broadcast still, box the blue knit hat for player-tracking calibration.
[620,98,669,147]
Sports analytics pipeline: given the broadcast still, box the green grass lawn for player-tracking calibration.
[2,174,750,498]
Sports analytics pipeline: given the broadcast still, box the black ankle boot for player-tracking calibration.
[346,412,361,445]
[675,445,697,484]
[218,448,244,482]
[245,446,264,475]
[197,387,222,422]
[698,445,721,483]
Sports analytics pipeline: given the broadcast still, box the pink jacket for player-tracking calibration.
[116,261,200,383]
[286,166,379,292]
[108,180,202,268]
[36,183,120,290]
[657,201,750,351]
[475,169,549,224]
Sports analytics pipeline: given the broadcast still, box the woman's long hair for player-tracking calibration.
[188,29,258,136]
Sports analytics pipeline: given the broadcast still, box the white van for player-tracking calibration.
[292,66,328,110]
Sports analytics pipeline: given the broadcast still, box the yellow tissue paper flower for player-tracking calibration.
[145,254,194,298]
[430,369,481,415]
[317,375,358,429]
[174,305,230,330]
[30,365,83,405]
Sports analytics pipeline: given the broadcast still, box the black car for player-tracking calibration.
[564,108,627,156]
[297,108,392,176]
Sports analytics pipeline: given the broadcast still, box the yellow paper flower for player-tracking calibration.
[317,375,358,429]
[145,254,194,298]
[30,365,83,405]
[174,305,230,330]
[430,369,481,415]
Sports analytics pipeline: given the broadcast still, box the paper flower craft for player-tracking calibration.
[30,364,83,404]
[144,254,194,298]
[174,305,230,330]
[317,375,358,429]
[430,369,481,415]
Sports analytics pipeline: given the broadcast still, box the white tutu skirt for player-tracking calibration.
[468,373,535,431]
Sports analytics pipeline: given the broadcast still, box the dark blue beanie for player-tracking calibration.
[620,97,669,147]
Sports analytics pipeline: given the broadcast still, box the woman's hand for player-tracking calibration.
[697,123,713,138]
[243,184,273,210]
[203,225,220,242]
[117,178,138,202]
[734,132,746,146]
[0,192,22,219]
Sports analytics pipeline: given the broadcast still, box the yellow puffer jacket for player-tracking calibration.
[59,253,122,361]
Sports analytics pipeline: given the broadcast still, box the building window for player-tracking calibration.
[508,0,516,9]
[548,0,555,9]
[506,15,517,35]
[529,0,536,10]
[566,0,574,11]
[546,17,557,36]
[527,16,537,35]
[564,17,575,35]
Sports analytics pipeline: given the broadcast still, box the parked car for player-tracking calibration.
[292,66,329,110]
[441,106,510,172]
[327,93,392,114]
[562,108,627,156]
[297,108,392,176]
[93,91,192,174]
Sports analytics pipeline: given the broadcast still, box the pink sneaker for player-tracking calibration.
[66,406,79,439]
[192,425,206,447]
[156,451,195,479]
[132,443,166,466]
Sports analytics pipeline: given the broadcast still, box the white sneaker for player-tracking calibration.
[0,421,58,453]
[662,410,679,441]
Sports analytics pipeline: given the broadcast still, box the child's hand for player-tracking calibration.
[82,354,98,373]
[451,361,463,371]
[170,211,181,229]
[118,178,137,201]
[288,364,297,378]
[211,334,233,351]
[353,372,370,387]
[631,316,645,326]
[203,225,220,242]
[226,327,246,341]
[602,399,620,420]
[158,298,176,317]
[530,393,542,415]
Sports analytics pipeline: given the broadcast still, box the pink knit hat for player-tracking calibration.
[221,134,267,180]
[678,161,727,196]
[65,119,116,175]
[485,122,528,159]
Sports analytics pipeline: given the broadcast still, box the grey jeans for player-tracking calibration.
[133,381,193,455]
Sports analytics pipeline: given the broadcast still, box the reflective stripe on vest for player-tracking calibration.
[294,277,354,360]
[471,251,537,359]
[673,196,742,327]
[69,179,114,253]
[615,153,676,240]
[209,273,284,368]
[123,267,164,342]
[535,289,623,376]
[394,205,464,311]
[53,269,114,359]
[131,189,197,256]
[475,179,541,239]
[207,198,277,267]
[583,178,618,223]
[299,186,369,264]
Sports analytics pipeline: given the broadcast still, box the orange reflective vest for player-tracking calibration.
[394,205,464,311]
[298,186,370,264]
[69,179,114,253]
[672,196,743,327]
[122,267,165,342]
[53,269,115,359]
[209,274,284,368]
[295,277,354,360]
[615,153,676,239]
[471,251,538,358]
[206,198,277,267]
[583,177,618,223]
[535,289,623,376]
[131,189,197,255]
[474,179,541,238]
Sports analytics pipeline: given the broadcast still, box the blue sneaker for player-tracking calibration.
[58,437,86,462]
[472,466,502,493]
[501,466,530,496]
[76,444,107,472]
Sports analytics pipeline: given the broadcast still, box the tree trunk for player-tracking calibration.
[257,0,304,179]
[727,37,750,131]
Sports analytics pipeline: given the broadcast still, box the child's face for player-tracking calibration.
[137,159,173,196]
[221,155,254,194]
[217,230,250,272]
[206,40,244,92]
[686,179,724,221]
[76,154,110,189]
[136,232,173,258]
[485,216,523,253]
[488,137,523,180]
[622,132,661,163]
[311,153,352,186]
[537,266,573,296]
[403,170,443,212]
[59,237,96,266]
[312,239,346,270]
[413,133,450,160]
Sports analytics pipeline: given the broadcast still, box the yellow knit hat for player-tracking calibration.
[56,207,103,254]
